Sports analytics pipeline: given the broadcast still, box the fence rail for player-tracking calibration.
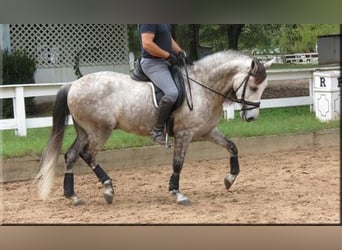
[1,66,339,136]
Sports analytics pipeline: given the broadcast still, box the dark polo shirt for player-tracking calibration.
[138,24,172,58]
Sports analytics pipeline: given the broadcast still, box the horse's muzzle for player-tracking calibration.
[245,116,256,122]
[241,108,259,122]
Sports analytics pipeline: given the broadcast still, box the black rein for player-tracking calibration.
[182,65,261,111]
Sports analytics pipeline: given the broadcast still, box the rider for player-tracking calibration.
[138,24,186,145]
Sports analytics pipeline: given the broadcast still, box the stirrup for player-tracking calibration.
[150,130,171,148]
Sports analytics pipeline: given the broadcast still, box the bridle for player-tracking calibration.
[183,66,261,111]
[228,70,261,111]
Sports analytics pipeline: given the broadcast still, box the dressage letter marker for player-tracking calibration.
[313,70,341,121]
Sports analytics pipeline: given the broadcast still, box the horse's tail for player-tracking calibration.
[35,84,71,200]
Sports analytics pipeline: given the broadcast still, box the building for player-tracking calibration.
[0,24,129,83]
[317,34,341,65]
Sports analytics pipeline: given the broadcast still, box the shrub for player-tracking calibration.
[1,49,37,118]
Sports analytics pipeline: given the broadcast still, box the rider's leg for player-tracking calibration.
[141,58,178,145]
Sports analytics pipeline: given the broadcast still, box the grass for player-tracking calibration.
[219,106,339,137]
[0,106,339,159]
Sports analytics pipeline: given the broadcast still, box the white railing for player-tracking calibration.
[0,83,73,136]
[284,53,319,64]
[0,66,339,136]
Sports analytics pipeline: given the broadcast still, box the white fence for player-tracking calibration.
[0,67,339,136]
[284,53,319,64]
[0,83,73,136]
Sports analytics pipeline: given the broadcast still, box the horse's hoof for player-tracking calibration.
[103,180,114,204]
[177,198,191,206]
[175,192,191,206]
[224,178,232,190]
[224,174,237,190]
[104,189,114,204]
[70,195,85,206]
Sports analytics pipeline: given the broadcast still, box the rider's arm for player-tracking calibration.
[171,37,182,55]
[141,32,170,59]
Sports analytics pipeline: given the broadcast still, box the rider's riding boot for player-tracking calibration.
[150,97,174,146]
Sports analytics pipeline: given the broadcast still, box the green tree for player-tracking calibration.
[226,24,245,49]
[127,24,140,57]
[199,24,226,51]
[127,24,340,60]
[279,24,340,53]
[239,24,282,53]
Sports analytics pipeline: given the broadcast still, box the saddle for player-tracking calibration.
[130,58,186,136]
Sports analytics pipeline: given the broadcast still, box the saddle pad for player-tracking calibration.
[146,82,159,108]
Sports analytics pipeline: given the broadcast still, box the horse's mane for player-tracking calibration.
[192,50,266,85]
[195,50,249,66]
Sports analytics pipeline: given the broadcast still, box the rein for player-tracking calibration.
[182,57,194,110]
[182,65,261,111]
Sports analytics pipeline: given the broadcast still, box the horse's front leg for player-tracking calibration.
[204,127,240,190]
[169,132,193,205]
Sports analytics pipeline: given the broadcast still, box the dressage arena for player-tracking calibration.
[1,131,340,224]
[1,79,340,224]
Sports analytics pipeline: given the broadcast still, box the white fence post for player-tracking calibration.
[309,77,314,112]
[14,86,27,136]
[312,70,341,121]
[223,103,235,120]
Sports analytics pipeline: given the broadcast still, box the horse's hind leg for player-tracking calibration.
[78,126,114,204]
[169,132,193,205]
[63,122,88,205]
[204,127,240,190]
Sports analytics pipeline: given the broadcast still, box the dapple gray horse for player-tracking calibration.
[35,50,272,206]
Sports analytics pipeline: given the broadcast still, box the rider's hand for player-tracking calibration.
[177,50,192,65]
[167,53,178,65]
[177,50,187,60]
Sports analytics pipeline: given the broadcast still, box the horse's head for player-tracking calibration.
[232,57,272,122]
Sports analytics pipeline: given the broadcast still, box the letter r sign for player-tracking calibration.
[320,77,326,87]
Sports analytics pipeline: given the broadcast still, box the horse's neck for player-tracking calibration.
[189,58,236,95]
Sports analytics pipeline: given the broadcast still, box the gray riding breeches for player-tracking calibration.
[141,57,178,104]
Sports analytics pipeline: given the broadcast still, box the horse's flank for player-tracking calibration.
[68,72,158,135]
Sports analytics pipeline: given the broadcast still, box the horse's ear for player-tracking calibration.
[250,59,259,75]
[250,59,255,71]
[263,57,276,68]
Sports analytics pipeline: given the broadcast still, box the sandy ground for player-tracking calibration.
[1,145,340,224]
[262,79,309,99]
